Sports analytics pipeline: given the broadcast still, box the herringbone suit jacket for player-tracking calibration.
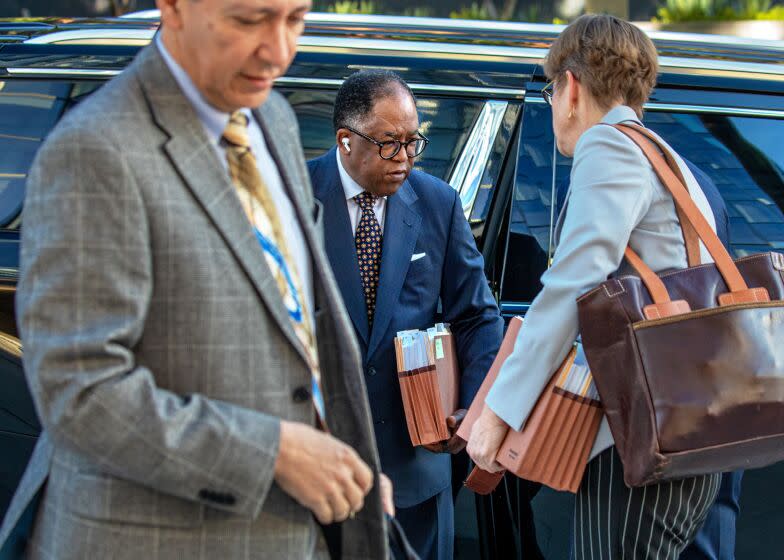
[0,44,386,559]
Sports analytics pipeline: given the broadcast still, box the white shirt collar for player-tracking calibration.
[336,148,369,201]
[155,35,252,143]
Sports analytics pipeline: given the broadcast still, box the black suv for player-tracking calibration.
[1,12,783,558]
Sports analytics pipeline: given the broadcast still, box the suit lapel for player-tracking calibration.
[253,104,340,367]
[253,105,369,363]
[252,106,311,229]
[137,46,308,367]
[367,181,422,359]
[315,152,370,344]
[254,100,380,434]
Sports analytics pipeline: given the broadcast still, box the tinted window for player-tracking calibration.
[500,101,554,305]
[0,80,101,229]
[279,88,483,182]
[280,89,336,161]
[468,103,521,226]
[644,112,784,257]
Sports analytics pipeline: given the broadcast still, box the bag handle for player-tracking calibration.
[386,514,421,560]
[612,124,770,318]
[615,125,702,267]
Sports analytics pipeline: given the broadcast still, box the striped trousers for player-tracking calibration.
[573,447,721,560]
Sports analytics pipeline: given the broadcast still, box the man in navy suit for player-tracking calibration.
[308,70,503,560]
[557,159,742,560]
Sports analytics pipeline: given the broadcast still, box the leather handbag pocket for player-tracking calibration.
[66,471,204,529]
[633,302,784,453]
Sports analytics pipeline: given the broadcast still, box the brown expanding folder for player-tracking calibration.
[394,326,459,446]
[458,317,602,494]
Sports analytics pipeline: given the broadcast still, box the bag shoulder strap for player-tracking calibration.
[611,124,702,267]
[386,514,421,560]
[612,124,768,315]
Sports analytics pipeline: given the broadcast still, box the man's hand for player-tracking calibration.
[379,473,395,517]
[274,421,373,524]
[466,405,507,473]
[422,408,468,454]
[445,408,468,454]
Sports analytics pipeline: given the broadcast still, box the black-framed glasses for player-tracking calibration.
[542,80,555,106]
[345,126,429,160]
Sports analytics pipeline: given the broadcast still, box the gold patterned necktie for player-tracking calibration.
[222,111,326,426]
[354,191,383,326]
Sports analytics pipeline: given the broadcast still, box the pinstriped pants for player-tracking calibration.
[574,447,721,560]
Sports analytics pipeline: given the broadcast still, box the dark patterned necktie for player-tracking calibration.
[354,191,383,326]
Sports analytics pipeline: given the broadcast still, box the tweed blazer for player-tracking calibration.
[485,106,716,458]
[0,44,386,559]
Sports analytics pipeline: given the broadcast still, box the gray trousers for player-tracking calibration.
[574,447,721,560]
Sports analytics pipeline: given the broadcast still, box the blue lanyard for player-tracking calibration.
[255,228,304,323]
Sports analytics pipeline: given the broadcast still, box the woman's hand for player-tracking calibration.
[466,405,508,473]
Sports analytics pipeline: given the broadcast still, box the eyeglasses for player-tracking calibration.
[345,126,429,160]
[542,80,555,106]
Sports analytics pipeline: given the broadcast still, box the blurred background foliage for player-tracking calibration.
[655,0,784,21]
[1,0,782,23]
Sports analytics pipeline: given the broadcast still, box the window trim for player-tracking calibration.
[3,70,526,99]
[14,21,784,79]
[448,100,510,218]
[525,96,784,120]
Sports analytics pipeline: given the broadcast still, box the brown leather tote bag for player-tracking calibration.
[577,123,784,487]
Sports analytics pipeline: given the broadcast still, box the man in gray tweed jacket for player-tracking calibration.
[0,0,390,558]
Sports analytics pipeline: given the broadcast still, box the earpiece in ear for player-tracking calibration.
[342,138,351,153]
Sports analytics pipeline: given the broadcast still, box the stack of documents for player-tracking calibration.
[459,317,602,494]
[394,324,459,446]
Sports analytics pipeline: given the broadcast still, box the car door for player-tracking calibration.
[0,77,103,518]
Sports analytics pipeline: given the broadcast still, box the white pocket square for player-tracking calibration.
[411,253,426,262]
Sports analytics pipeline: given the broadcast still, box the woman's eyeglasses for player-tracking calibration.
[345,126,429,160]
[542,80,555,106]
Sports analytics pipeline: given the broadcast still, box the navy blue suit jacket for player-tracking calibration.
[308,148,503,507]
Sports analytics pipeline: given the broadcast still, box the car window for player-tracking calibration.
[645,112,784,257]
[499,101,554,306]
[468,103,521,226]
[279,88,484,182]
[0,80,101,230]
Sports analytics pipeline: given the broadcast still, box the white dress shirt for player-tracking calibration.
[156,37,314,324]
[336,148,387,235]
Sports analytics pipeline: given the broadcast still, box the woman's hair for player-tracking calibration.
[544,14,658,115]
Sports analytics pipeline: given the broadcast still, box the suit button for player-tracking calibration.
[199,489,236,506]
[292,386,311,403]
[368,366,377,376]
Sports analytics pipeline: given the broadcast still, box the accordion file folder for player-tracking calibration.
[394,324,459,446]
[459,317,602,494]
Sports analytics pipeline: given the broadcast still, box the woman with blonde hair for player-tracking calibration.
[467,14,721,558]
